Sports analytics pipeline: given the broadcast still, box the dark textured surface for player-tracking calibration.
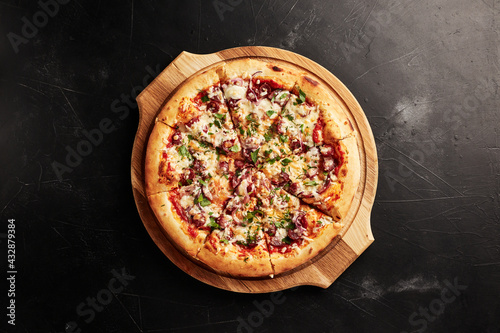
[1,0,499,332]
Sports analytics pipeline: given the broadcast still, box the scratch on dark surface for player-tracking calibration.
[348,47,423,86]
[50,218,117,232]
[146,43,174,59]
[146,320,238,332]
[0,186,23,216]
[17,83,51,99]
[279,0,299,26]
[332,293,376,318]
[36,161,43,192]
[249,0,257,45]
[197,0,201,52]
[473,262,500,267]
[358,0,379,32]
[128,0,134,58]
[383,141,465,196]
[23,77,92,95]
[341,279,406,320]
[402,206,462,224]
[375,227,469,264]
[121,292,209,308]
[378,196,486,203]
[60,88,85,128]
[51,227,72,246]
[112,293,143,332]
[380,156,438,190]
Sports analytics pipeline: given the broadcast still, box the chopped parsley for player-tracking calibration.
[199,179,208,186]
[195,194,211,207]
[251,148,260,163]
[214,119,222,128]
[281,158,292,166]
[294,88,306,105]
[207,217,220,230]
[229,145,240,152]
[282,236,292,244]
[304,180,319,186]
[286,115,294,121]
[279,134,288,143]
[214,113,226,120]
[221,239,229,244]
[177,145,192,160]
[266,110,276,117]
[239,126,245,135]
[264,132,272,142]
[201,95,210,103]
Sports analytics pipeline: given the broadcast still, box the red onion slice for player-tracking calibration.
[258,83,272,98]
[207,101,220,113]
[317,177,332,194]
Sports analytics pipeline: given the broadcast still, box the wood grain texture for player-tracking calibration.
[131,46,378,293]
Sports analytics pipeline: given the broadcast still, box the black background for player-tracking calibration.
[1,0,499,332]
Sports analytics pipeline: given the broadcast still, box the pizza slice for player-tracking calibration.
[260,187,342,276]
[148,191,210,258]
[156,66,242,159]
[261,75,354,162]
[196,167,274,277]
[261,136,360,221]
[144,121,194,195]
[147,158,249,256]
[218,59,298,162]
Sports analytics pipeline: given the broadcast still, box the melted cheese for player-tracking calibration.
[224,84,247,100]
[180,194,194,208]
[275,227,287,240]
[166,146,191,174]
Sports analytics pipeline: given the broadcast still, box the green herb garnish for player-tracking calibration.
[251,148,260,163]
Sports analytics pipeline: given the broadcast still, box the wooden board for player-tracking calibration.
[131,46,378,293]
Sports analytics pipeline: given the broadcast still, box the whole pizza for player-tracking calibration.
[145,58,360,278]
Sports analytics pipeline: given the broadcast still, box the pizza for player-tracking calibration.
[144,58,360,278]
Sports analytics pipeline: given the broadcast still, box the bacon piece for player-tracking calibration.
[312,119,324,144]
[218,214,231,229]
[219,161,229,173]
[272,171,290,186]
[227,98,240,109]
[270,237,283,247]
[185,116,200,128]
[171,131,183,145]
[306,167,318,178]
[322,156,336,172]
[207,101,220,113]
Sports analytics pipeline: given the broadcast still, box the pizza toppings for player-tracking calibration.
[147,60,358,278]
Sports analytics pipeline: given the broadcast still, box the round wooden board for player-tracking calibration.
[131,46,378,293]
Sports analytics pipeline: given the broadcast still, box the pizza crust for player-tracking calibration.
[144,121,177,196]
[197,231,274,278]
[220,58,302,89]
[294,75,354,141]
[148,192,209,258]
[269,220,342,276]
[156,66,222,127]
